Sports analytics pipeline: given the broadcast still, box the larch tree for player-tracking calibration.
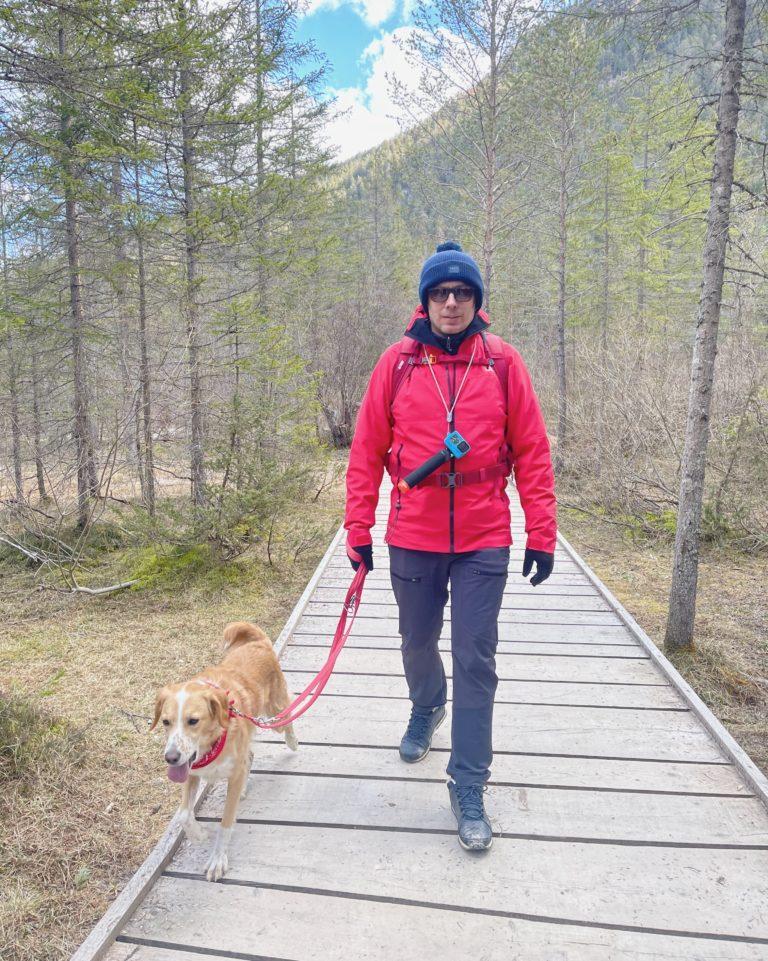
[392,0,549,309]
[665,0,749,652]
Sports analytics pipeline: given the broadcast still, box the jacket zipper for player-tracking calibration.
[390,443,404,536]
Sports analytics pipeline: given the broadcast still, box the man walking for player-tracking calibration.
[345,242,557,851]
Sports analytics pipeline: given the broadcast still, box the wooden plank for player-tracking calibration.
[265,695,724,762]
[326,558,584,574]
[210,773,768,845]
[175,817,768,911]
[111,876,768,961]
[293,618,634,646]
[297,614,631,637]
[293,633,644,650]
[305,601,623,624]
[312,585,613,610]
[319,572,596,591]
[282,646,656,681]
[291,637,639,658]
[284,670,682,709]
[317,576,601,595]
[249,741,745,796]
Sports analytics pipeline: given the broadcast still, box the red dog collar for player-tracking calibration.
[190,729,228,770]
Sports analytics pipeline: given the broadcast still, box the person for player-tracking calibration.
[344,241,557,851]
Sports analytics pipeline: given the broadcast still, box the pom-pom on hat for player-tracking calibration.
[418,241,484,313]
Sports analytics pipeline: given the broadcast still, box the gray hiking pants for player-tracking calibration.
[388,545,510,786]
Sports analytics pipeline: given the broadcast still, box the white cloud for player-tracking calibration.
[361,28,420,119]
[323,86,402,162]
[303,0,398,28]
[322,26,432,162]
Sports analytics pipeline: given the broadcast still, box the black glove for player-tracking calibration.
[347,542,373,572]
[522,548,554,587]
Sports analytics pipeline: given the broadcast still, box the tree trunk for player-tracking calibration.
[233,326,243,490]
[254,0,267,311]
[0,184,23,501]
[59,23,97,527]
[111,160,135,438]
[601,159,610,353]
[220,323,243,498]
[637,130,649,328]
[28,318,47,501]
[132,122,156,515]
[481,2,498,311]
[180,56,207,505]
[664,0,747,653]
[554,153,568,475]
[595,159,611,482]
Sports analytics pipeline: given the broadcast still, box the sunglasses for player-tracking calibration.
[427,285,475,303]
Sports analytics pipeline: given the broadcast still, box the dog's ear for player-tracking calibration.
[208,689,231,729]
[150,687,169,731]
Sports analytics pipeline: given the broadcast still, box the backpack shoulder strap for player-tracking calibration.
[391,337,420,406]
[480,331,509,410]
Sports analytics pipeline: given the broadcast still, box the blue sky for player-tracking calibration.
[296,4,396,90]
[295,1,418,162]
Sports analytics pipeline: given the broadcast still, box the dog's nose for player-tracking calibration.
[165,748,181,765]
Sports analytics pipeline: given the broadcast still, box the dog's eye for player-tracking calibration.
[162,719,170,726]
[187,718,199,726]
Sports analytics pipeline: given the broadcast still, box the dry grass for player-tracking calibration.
[560,508,768,774]
[0,486,343,961]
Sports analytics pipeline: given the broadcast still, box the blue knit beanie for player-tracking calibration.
[418,241,484,313]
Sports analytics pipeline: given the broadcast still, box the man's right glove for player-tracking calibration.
[346,541,373,572]
[522,548,554,587]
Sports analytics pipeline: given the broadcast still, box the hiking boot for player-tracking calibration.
[399,705,446,763]
[448,780,493,851]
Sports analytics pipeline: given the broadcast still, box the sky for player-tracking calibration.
[295,0,422,163]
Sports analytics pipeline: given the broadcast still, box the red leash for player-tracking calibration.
[202,564,367,731]
[258,563,367,728]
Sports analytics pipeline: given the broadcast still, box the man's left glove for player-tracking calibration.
[347,542,374,572]
[522,548,554,587]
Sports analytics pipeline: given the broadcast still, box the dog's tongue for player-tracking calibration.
[167,762,190,783]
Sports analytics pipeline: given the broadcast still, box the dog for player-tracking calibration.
[151,621,298,881]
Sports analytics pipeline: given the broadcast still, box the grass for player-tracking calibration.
[0,483,343,961]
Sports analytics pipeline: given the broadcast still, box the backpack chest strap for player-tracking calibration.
[391,335,508,411]
[386,452,510,486]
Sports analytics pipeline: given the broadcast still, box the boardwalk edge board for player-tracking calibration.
[68,524,347,961]
[556,529,768,809]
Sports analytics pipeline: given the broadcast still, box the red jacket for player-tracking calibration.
[345,308,557,554]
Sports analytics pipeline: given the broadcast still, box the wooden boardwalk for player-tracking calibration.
[75,494,768,961]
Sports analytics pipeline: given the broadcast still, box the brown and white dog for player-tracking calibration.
[151,621,298,881]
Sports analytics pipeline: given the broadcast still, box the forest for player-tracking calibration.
[0,0,765,587]
[0,0,766,957]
